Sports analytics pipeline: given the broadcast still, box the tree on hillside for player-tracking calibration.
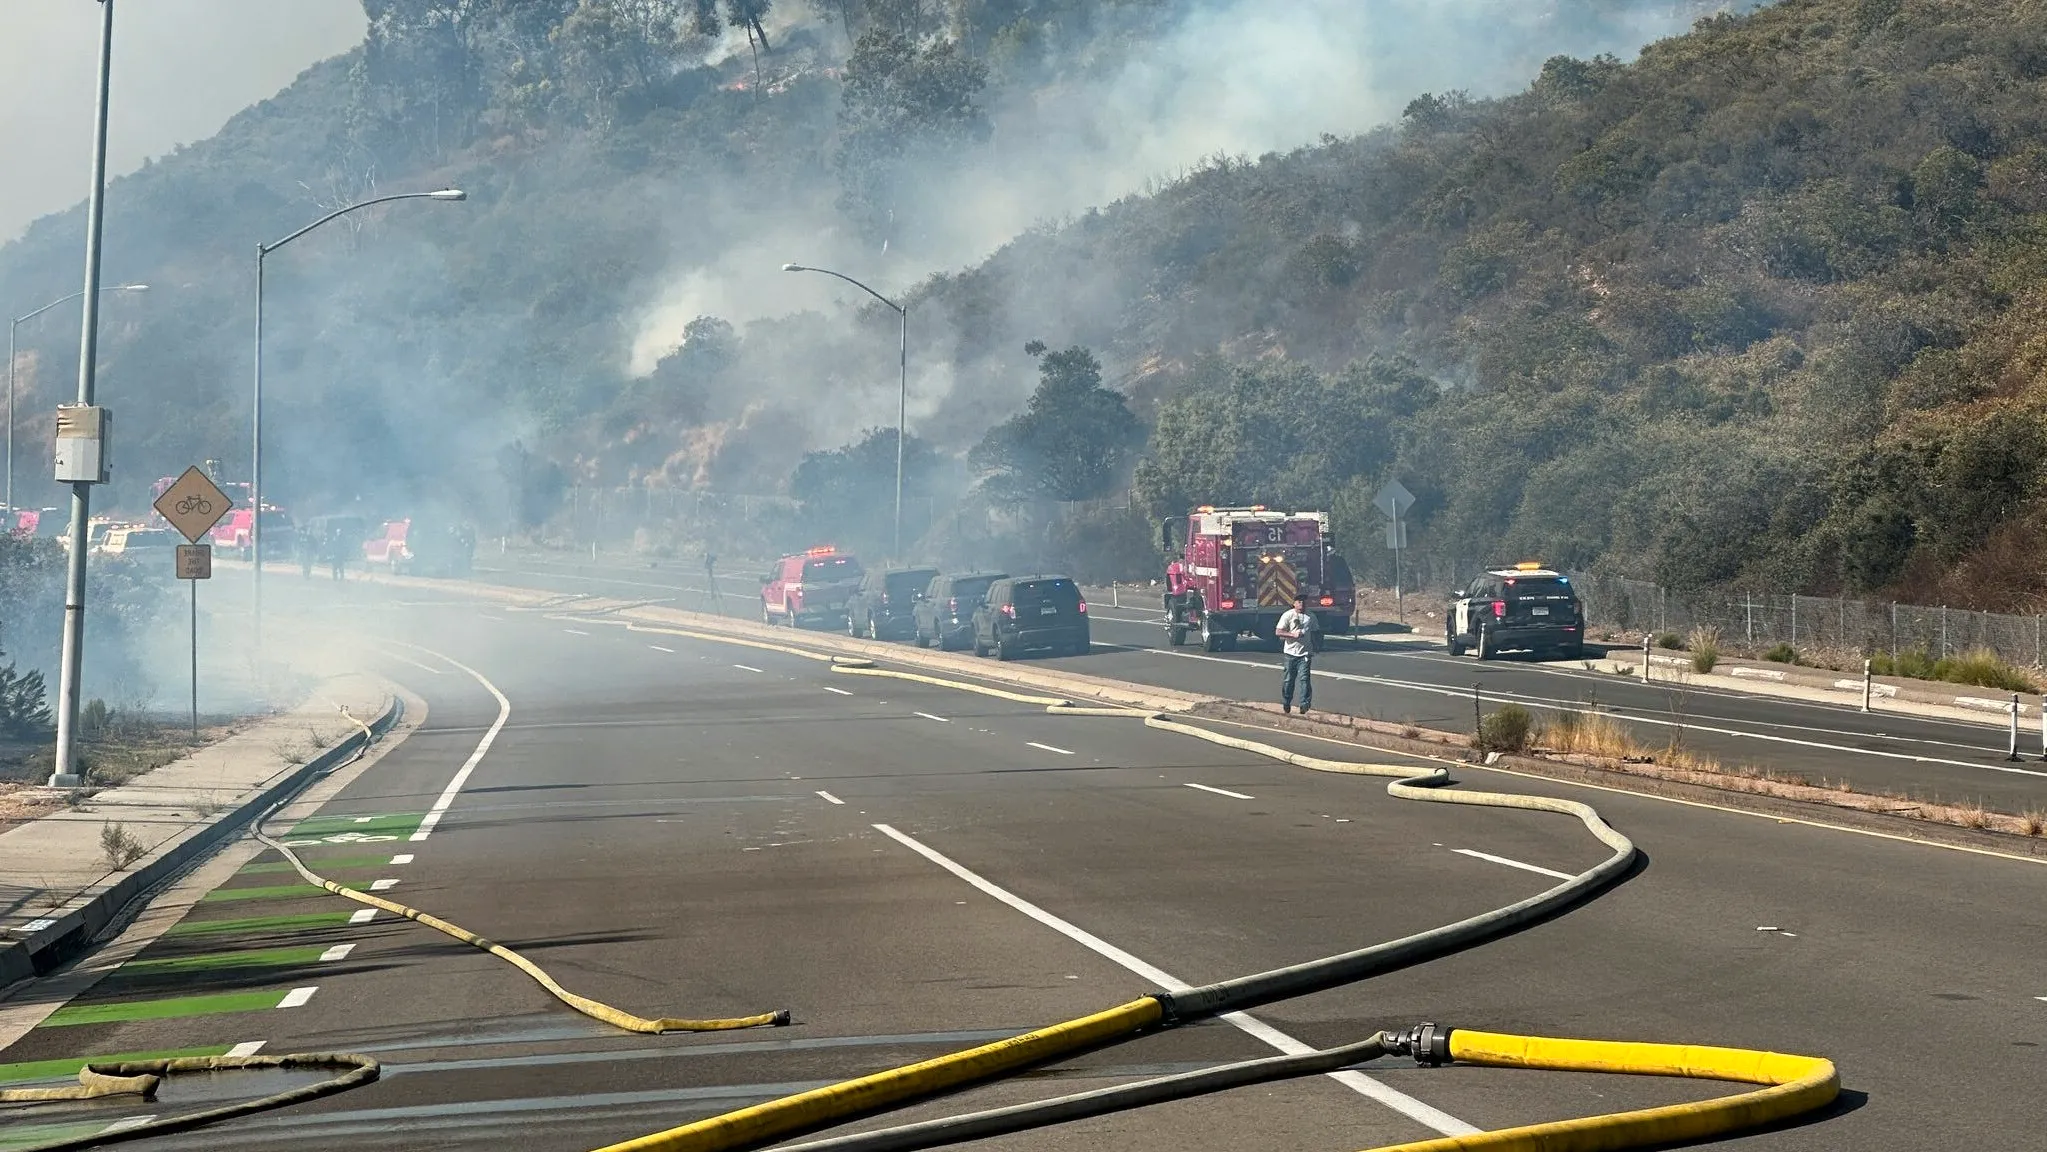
[791,427,945,554]
[969,343,1142,503]
[835,27,990,244]
[554,0,693,127]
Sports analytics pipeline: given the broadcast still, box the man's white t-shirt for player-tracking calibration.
[1278,608,1318,658]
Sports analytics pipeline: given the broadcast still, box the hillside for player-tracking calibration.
[907,0,2047,608]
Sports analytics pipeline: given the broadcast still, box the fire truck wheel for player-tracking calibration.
[1200,616,1233,653]
[1168,624,1188,646]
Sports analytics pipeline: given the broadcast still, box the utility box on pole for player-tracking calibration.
[53,404,111,484]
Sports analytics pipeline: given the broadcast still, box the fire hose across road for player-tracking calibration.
[5,618,1840,1152]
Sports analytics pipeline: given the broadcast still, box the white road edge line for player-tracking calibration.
[914,712,951,723]
[99,1115,158,1134]
[276,987,318,1009]
[563,628,590,635]
[734,663,765,673]
[378,650,446,676]
[823,686,855,696]
[1184,782,1255,800]
[816,790,845,806]
[401,644,512,843]
[1453,848,1575,881]
[318,944,356,962]
[224,1041,265,1058]
[872,823,1478,1137]
[1027,742,1074,756]
[650,645,676,653]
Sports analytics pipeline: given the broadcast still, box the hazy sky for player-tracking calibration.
[0,0,366,245]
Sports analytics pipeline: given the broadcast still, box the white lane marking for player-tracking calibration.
[319,944,357,962]
[276,987,318,1009]
[390,853,413,865]
[369,879,399,891]
[224,1041,265,1058]
[352,816,372,824]
[816,790,845,805]
[872,823,1477,1137]
[379,650,446,676]
[1453,848,1574,881]
[1184,782,1255,800]
[914,712,951,723]
[100,1115,158,1134]
[1142,647,2047,780]
[823,686,855,696]
[734,663,765,673]
[1027,742,1074,756]
[563,628,590,636]
[650,645,676,653]
[401,645,512,843]
[348,908,376,925]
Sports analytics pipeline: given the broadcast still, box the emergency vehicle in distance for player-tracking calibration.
[760,546,865,629]
[1445,562,1586,660]
[1160,506,1355,651]
[362,516,476,577]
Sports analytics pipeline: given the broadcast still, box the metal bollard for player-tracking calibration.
[2008,693,2022,762]
[1642,633,1652,682]
[2039,693,2046,761]
[1112,583,1119,609]
[1862,658,1872,713]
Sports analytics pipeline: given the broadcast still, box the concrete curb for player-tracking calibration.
[0,695,404,988]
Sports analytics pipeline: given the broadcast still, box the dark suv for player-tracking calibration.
[1447,565,1584,660]
[972,576,1090,660]
[846,566,940,640]
[913,571,1007,650]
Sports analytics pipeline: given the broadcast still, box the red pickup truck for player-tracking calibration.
[760,547,864,629]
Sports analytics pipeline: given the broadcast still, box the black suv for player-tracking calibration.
[913,571,1007,650]
[1447,565,1585,660]
[972,576,1090,660]
[846,566,940,640]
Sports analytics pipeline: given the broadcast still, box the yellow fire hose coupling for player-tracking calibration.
[1366,1023,1839,1152]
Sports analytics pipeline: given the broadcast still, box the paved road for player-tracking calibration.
[464,553,2047,814]
[2,574,2040,1150]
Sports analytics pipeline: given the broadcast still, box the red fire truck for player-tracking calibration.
[1160,506,1355,651]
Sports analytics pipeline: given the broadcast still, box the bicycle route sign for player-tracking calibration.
[153,465,233,543]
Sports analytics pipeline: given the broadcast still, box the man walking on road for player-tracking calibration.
[1277,594,1319,714]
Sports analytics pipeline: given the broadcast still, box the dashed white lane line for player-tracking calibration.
[914,712,951,723]
[816,790,845,805]
[734,664,765,673]
[348,909,376,925]
[379,650,446,676]
[403,644,511,843]
[390,853,413,865]
[1027,741,1074,756]
[563,628,591,636]
[319,944,356,962]
[823,686,855,696]
[1183,782,1255,800]
[276,987,318,1009]
[369,879,400,891]
[1453,848,1575,881]
[650,645,677,653]
[872,823,1476,1137]
[224,1041,266,1058]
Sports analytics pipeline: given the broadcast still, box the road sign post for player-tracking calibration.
[155,469,230,743]
[1374,480,1415,623]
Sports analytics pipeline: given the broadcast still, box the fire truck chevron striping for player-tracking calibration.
[1159,505,1355,652]
[1256,555,1298,607]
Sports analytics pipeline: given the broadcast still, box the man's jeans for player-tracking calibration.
[1281,654,1313,710]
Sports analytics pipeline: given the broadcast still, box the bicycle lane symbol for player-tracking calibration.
[278,831,401,847]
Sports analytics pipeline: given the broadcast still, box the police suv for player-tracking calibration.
[1446,563,1585,660]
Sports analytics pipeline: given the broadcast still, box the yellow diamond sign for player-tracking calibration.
[152,466,233,543]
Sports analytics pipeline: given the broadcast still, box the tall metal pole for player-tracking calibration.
[252,247,265,677]
[51,0,117,789]
[5,319,16,515]
[895,304,907,562]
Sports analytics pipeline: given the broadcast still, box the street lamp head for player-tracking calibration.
[781,263,806,272]
[430,189,468,201]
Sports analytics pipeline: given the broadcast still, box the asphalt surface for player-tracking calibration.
[1,568,2041,1150]
[470,552,2047,814]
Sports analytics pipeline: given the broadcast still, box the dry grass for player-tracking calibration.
[2022,809,2047,836]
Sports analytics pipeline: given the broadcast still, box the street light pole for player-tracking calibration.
[7,285,147,516]
[51,0,117,788]
[781,262,909,560]
[250,189,465,670]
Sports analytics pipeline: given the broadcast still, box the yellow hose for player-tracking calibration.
[589,997,1164,1152]
[254,830,785,1033]
[1357,1030,1838,1152]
